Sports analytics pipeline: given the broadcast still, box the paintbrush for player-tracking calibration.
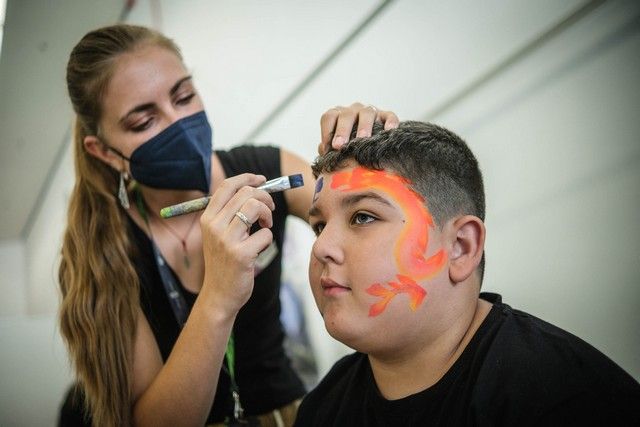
[160,174,305,218]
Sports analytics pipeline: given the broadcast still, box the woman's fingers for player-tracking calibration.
[202,173,266,222]
[217,186,275,229]
[354,105,377,138]
[378,109,400,130]
[241,227,273,264]
[319,107,341,155]
[318,102,400,154]
[228,197,274,239]
[319,102,361,153]
[331,106,359,149]
[200,173,276,258]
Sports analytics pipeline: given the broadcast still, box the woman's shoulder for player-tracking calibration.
[215,144,281,178]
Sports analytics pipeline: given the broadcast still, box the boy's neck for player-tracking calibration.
[368,297,492,400]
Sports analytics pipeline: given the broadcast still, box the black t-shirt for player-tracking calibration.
[131,145,306,423]
[294,293,640,426]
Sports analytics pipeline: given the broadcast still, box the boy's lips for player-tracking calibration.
[320,277,351,296]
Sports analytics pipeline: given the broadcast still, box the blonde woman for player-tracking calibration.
[58,24,398,426]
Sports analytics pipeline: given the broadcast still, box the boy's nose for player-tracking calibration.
[311,225,345,265]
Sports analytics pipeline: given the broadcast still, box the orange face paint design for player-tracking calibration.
[331,167,447,316]
[366,275,426,317]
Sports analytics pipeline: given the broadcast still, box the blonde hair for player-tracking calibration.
[59,24,182,426]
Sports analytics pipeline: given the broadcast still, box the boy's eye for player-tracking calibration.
[311,222,325,236]
[352,212,376,226]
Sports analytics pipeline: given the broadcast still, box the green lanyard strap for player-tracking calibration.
[225,333,244,421]
[225,333,237,381]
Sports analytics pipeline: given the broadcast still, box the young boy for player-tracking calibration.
[296,121,640,426]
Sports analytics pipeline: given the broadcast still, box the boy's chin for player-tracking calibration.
[323,316,362,349]
[323,318,378,353]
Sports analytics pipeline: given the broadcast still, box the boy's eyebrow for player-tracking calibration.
[307,191,393,218]
[119,76,193,124]
[342,192,393,209]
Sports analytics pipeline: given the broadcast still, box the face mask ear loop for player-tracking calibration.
[104,143,131,163]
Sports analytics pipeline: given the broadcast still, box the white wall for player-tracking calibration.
[0,239,26,315]
[0,236,72,425]
[436,0,640,380]
[0,1,121,425]
[0,146,75,426]
[0,315,71,426]
[24,141,74,315]
[2,0,639,425]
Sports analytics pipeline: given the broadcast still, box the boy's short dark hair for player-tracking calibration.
[312,120,486,280]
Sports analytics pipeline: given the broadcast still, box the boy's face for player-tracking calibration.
[308,163,449,354]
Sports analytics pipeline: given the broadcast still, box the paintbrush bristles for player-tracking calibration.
[288,173,304,189]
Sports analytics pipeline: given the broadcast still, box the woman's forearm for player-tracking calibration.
[133,292,235,427]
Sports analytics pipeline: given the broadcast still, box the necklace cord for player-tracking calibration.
[137,190,199,269]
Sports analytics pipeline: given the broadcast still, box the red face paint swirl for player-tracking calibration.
[331,167,447,316]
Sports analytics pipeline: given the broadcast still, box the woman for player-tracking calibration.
[58,24,398,426]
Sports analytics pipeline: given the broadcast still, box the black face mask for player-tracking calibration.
[115,111,213,193]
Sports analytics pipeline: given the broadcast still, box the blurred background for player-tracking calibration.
[1,0,639,424]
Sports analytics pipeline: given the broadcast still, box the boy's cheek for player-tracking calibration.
[308,256,321,280]
[307,258,323,298]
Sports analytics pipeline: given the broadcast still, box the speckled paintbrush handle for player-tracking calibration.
[160,196,211,218]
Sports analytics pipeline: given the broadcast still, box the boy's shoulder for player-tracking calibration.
[474,293,640,423]
[480,292,634,382]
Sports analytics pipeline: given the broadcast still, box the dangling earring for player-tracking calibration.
[118,170,130,209]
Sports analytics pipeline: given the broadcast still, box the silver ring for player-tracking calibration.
[234,211,252,230]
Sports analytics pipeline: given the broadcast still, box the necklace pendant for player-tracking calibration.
[181,240,190,269]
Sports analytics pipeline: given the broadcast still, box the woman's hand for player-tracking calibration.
[199,173,275,317]
[318,102,400,155]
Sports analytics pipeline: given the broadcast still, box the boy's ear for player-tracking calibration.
[447,215,485,284]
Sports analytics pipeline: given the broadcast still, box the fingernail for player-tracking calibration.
[333,136,345,147]
[357,129,369,137]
